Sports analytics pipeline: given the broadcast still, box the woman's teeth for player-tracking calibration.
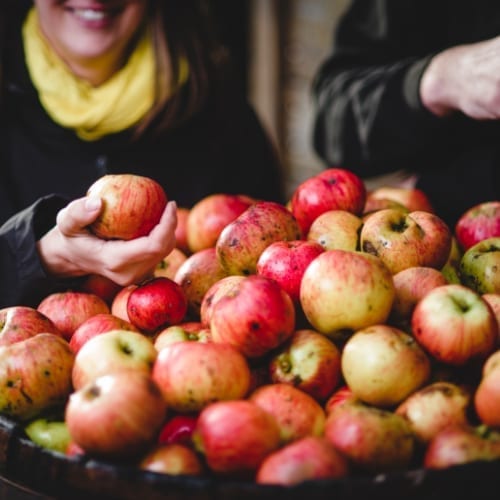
[73,9,107,21]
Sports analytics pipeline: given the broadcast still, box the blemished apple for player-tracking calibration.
[37,291,110,341]
[192,399,281,477]
[127,277,188,334]
[0,333,74,420]
[341,324,431,408]
[389,266,449,326]
[110,284,137,322]
[153,321,211,351]
[0,305,62,346]
[255,436,350,486]
[78,273,122,306]
[460,236,500,294]
[152,340,251,413]
[139,443,204,476]
[174,247,229,320]
[455,200,500,251]
[24,416,71,454]
[86,173,168,240]
[423,424,500,469]
[299,249,395,341]
[360,208,452,274]
[395,381,472,445]
[209,275,296,358]
[215,200,302,276]
[364,186,435,213]
[71,329,157,390]
[268,328,342,402]
[290,167,367,235]
[411,284,498,366]
[256,240,324,304]
[65,371,168,460]
[154,247,188,281]
[474,350,500,427]
[306,209,363,251]
[324,400,415,473]
[186,193,254,253]
[249,383,326,444]
[69,312,140,353]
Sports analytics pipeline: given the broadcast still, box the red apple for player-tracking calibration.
[154,247,188,281]
[324,400,415,473]
[306,209,363,251]
[209,275,296,358]
[411,284,498,366]
[152,341,251,413]
[78,274,122,305]
[0,333,74,420]
[0,306,62,346]
[71,329,157,390]
[341,324,431,408]
[127,277,188,335]
[157,414,198,446]
[256,436,349,485]
[37,291,110,341]
[324,385,358,415]
[153,321,211,351]
[365,186,434,213]
[86,173,168,240]
[192,399,281,476]
[69,312,140,353]
[268,328,342,402]
[256,240,324,304]
[290,168,367,235]
[460,237,500,294]
[174,247,229,319]
[390,266,449,325]
[455,200,500,251]
[215,200,302,277]
[65,371,168,460]
[474,350,500,427]
[249,383,326,444]
[186,193,254,253]
[139,443,204,476]
[110,284,137,322]
[424,424,500,469]
[299,250,395,341]
[360,209,452,274]
[395,381,472,445]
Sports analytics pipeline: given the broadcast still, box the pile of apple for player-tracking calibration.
[1,172,499,487]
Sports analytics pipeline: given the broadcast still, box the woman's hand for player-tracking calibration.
[420,35,500,119]
[36,196,178,286]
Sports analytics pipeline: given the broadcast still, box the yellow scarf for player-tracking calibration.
[22,8,155,141]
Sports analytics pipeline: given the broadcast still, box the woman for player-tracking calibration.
[0,0,284,307]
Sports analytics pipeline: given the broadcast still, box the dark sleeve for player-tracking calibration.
[311,0,455,177]
[0,195,74,308]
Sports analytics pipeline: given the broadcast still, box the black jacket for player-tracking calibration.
[313,0,500,227]
[0,3,284,307]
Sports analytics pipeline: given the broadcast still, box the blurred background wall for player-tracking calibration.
[210,0,351,200]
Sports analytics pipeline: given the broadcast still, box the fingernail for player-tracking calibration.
[85,197,101,211]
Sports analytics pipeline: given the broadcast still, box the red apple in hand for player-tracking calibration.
[360,208,452,274]
[186,193,254,253]
[192,399,281,477]
[0,306,62,346]
[127,277,188,334]
[290,168,366,235]
[209,275,296,358]
[256,240,324,304]
[268,328,342,402]
[455,200,500,251]
[38,291,110,341]
[256,436,349,485]
[411,284,498,366]
[86,173,168,240]
[65,371,168,460]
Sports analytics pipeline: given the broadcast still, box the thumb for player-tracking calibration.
[56,196,103,235]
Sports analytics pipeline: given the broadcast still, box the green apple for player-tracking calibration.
[24,416,71,454]
[460,237,500,294]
